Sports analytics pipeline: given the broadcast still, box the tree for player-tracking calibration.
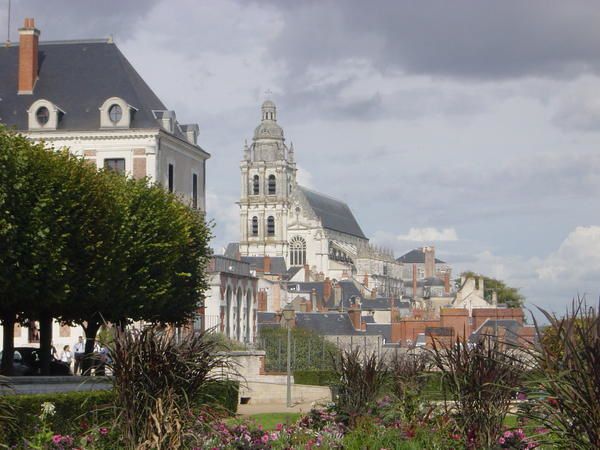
[459,271,525,308]
[0,128,74,374]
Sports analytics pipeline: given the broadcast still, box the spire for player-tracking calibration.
[243,139,250,160]
[288,141,294,162]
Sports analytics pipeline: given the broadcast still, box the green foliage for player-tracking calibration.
[388,352,432,423]
[521,298,600,449]
[0,390,114,446]
[195,380,239,415]
[293,370,337,386]
[459,271,525,308]
[257,327,339,372]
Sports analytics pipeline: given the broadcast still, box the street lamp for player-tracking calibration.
[282,305,295,407]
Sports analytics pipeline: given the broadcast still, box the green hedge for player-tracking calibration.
[294,370,337,386]
[0,381,239,446]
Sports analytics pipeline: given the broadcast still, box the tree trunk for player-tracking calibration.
[39,312,53,376]
[82,320,100,376]
[0,313,16,376]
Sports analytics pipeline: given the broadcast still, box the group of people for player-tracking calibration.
[52,336,111,375]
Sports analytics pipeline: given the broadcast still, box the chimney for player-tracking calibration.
[363,274,369,288]
[371,287,377,299]
[334,283,342,307]
[492,291,498,306]
[304,264,310,282]
[323,278,332,301]
[412,263,417,298]
[310,288,317,311]
[263,256,271,273]
[444,272,450,295]
[478,276,485,297]
[348,306,361,331]
[18,18,40,94]
[424,246,435,278]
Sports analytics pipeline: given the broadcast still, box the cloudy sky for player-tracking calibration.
[3,0,600,317]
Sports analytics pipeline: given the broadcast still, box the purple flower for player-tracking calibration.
[52,435,62,445]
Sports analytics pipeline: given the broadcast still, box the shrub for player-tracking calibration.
[522,298,600,449]
[108,325,234,450]
[388,351,431,424]
[293,370,336,386]
[331,348,388,426]
[430,335,524,449]
[0,390,114,446]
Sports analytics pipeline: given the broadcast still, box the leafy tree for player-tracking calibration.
[459,271,525,308]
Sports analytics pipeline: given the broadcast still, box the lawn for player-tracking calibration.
[228,412,302,430]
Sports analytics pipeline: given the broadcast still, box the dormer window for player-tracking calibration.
[35,107,49,126]
[109,104,123,124]
[100,97,135,128]
[27,99,64,130]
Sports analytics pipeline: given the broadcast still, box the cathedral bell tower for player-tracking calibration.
[239,100,297,258]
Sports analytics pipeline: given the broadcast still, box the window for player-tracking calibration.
[267,216,275,236]
[192,173,198,209]
[251,216,258,236]
[36,106,49,126]
[168,164,174,192]
[253,175,259,195]
[104,158,126,174]
[268,174,276,195]
[108,104,123,123]
[289,236,306,266]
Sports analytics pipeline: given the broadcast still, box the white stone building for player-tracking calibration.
[0,19,210,351]
[237,100,402,298]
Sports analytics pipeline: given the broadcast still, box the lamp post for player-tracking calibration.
[282,306,295,407]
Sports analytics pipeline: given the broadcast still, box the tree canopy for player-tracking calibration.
[0,126,212,374]
[459,271,525,308]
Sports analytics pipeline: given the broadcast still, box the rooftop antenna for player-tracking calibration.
[5,0,11,46]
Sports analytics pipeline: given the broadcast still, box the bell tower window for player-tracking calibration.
[251,216,258,236]
[289,236,306,266]
[268,174,276,195]
[267,216,275,236]
[253,175,260,195]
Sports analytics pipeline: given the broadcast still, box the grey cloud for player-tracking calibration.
[4,0,161,41]
[260,0,600,80]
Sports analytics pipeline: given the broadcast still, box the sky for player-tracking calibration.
[3,0,600,317]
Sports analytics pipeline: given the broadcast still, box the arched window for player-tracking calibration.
[251,216,258,236]
[267,216,275,236]
[289,236,306,266]
[252,175,260,195]
[268,174,276,195]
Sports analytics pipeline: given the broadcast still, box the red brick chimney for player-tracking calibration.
[323,278,332,301]
[263,256,271,273]
[412,263,417,297]
[18,18,40,94]
[348,306,361,331]
[444,272,450,295]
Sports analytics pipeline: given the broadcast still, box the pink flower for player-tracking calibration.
[52,435,62,445]
[99,427,109,436]
[503,430,513,439]
[261,434,269,444]
[276,423,283,431]
[498,437,506,444]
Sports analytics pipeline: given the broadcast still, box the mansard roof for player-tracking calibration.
[298,185,367,240]
[396,249,445,264]
[0,40,189,141]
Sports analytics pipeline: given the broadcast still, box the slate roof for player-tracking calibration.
[360,297,409,310]
[425,327,454,337]
[361,315,375,324]
[365,323,392,342]
[241,256,287,275]
[396,249,445,264]
[417,277,446,287]
[470,319,522,344]
[224,243,240,259]
[286,266,302,279]
[0,40,193,144]
[257,312,278,323]
[298,186,367,239]
[295,312,362,336]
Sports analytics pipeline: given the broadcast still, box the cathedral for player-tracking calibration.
[238,100,402,297]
